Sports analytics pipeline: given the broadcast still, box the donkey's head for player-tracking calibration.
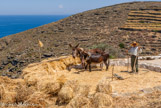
[69,43,81,58]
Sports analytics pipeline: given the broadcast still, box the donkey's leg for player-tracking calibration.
[104,59,109,71]
[107,59,110,70]
[104,61,108,71]
[104,59,110,71]
[85,63,88,70]
[100,63,103,71]
[81,56,86,69]
[80,57,84,68]
[89,63,91,72]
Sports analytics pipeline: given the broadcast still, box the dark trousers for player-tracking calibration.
[131,55,138,72]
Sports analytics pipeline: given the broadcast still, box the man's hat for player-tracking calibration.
[131,41,139,46]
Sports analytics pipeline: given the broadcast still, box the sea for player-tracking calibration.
[0,15,70,38]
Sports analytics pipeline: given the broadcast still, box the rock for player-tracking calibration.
[11,59,19,66]
[11,75,18,79]
[154,66,161,72]
[146,57,155,60]
[113,74,124,80]
[3,60,9,65]
[54,44,59,47]
[43,53,53,58]
[140,88,154,93]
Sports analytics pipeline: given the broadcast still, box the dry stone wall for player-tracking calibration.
[110,55,161,72]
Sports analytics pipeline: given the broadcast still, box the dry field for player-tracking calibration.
[0,56,161,108]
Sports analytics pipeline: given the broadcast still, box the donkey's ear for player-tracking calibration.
[75,43,80,48]
[69,44,72,48]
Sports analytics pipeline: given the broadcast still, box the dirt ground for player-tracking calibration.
[61,66,161,95]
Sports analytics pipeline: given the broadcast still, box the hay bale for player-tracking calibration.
[63,80,79,92]
[0,85,17,103]
[57,80,79,105]
[0,77,25,104]
[60,56,80,66]
[24,91,51,108]
[45,63,57,75]
[44,81,61,95]
[57,75,67,87]
[37,75,66,95]
[37,76,57,90]
[50,61,67,71]
[57,86,74,105]
[66,95,91,108]
[23,72,41,86]
[2,91,17,104]
[91,93,113,108]
[96,77,112,94]
[75,85,90,97]
[15,83,35,103]
[0,84,16,103]
[0,84,5,97]
[49,56,81,71]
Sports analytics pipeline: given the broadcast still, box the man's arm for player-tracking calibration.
[138,47,142,54]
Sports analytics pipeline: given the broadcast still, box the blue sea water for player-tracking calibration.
[0,15,69,38]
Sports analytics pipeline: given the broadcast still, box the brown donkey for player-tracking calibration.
[83,51,110,72]
[69,44,104,68]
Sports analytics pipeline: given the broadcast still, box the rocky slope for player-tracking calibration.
[0,1,161,77]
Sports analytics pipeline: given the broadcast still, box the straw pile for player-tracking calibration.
[57,80,90,105]
[96,77,112,94]
[0,76,25,104]
[67,95,91,108]
[15,83,36,103]
[36,75,66,95]
[48,56,81,71]
[1,55,160,108]
[56,80,79,104]
[24,91,53,108]
[22,56,80,87]
[75,85,90,97]
[0,89,17,104]
[91,93,113,108]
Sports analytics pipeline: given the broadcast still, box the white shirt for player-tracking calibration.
[129,46,142,56]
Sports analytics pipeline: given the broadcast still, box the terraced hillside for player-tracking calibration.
[120,7,161,32]
[0,1,161,77]
[120,7,161,55]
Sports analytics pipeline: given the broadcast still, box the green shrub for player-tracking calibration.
[119,43,125,49]
[139,21,145,23]
[89,43,125,58]
[109,55,115,59]
[90,43,108,51]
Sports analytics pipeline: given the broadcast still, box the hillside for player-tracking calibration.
[0,1,161,77]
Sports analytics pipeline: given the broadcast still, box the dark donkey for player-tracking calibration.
[69,44,104,68]
[83,51,110,72]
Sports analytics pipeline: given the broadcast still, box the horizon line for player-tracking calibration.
[0,14,72,16]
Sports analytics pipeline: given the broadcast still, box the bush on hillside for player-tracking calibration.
[89,43,124,58]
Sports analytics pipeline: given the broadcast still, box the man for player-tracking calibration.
[128,41,142,73]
